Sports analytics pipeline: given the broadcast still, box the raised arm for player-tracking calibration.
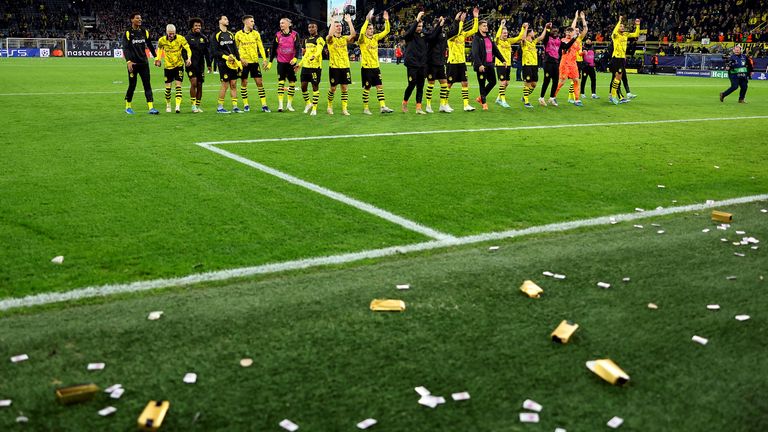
[536,23,551,42]
[627,18,641,38]
[510,23,527,43]
[376,11,391,40]
[612,16,622,39]
[495,19,505,42]
[580,12,588,39]
[345,14,356,44]
[571,11,578,29]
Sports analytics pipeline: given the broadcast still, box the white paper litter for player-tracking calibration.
[752,246,759,250]
[657,230,665,234]
[280,419,299,431]
[651,223,661,227]
[648,303,658,309]
[357,418,377,429]
[240,358,254,367]
[522,399,542,412]
[707,304,720,310]
[597,282,611,289]
[414,386,431,397]
[745,237,760,244]
[104,384,122,394]
[110,388,124,399]
[610,217,617,224]
[736,230,746,235]
[607,416,624,429]
[634,225,643,229]
[622,277,631,282]
[634,208,645,212]
[396,284,410,290]
[692,335,708,345]
[0,400,11,407]
[519,412,540,423]
[702,229,710,233]
[183,372,197,384]
[10,354,29,363]
[87,363,105,371]
[656,206,664,210]
[16,416,28,423]
[553,274,566,280]
[542,271,554,277]
[555,428,567,432]
[451,392,471,401]
[714,166,720,169]
[761,209,767,213]
[734,253,745,257]
[51,255,64,264]
[726,276,737,280]
[147,311,163,320]
[657,185,665,189]
[706,199,715,205]
[418,395,444,408]
[488,246,500,251]
[735,315,751,321]
[98,406,117,417]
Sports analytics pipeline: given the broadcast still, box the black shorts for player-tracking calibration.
[242,62,262,80]
[407,66,426,83]
[446,63,468,83]
[522,65,539,82]
[186,64,205,82]
[496,66,511,81]
[543,61,558,79]
[277,62,297,82]
[329,67,351,86]
[218,62,240,82]
[361,67,382,88]
[427,64,447,81]
[301,67,322,86]
[610,57,626,75]
[164,67,184,83]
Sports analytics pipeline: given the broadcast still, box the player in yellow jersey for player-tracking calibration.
[609,15,641,105]
[520,23,550,108]
[326,13,356,115]
[299,22,325,116]
[155,24,191,113]
[358,9,394,115]
[235,15,270,113]
[494,19,525,108]
[446,7,479,112]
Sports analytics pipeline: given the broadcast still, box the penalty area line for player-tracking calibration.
[197,115,768,145]
[1,194,766,312]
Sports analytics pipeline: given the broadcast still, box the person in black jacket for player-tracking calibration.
[186,17,212,113]
[122,12,158,114]
[471,20,506,110]
[402,11,428,114]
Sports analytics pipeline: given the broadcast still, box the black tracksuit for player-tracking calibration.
[471,32,506,104]
[122,26,157,103]
[403,21,428,103]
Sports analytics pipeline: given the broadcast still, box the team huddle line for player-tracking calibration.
[120,8,646,115]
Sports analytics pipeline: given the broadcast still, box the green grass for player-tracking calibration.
[0,58,766,298]
[0,57,767,430]
[0,202,765,431]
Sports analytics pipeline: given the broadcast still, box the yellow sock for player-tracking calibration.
[147,102,154,109]
[125,101,132,109]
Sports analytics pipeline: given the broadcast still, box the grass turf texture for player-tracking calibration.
[0,58,766,298]
[0,202,766,431]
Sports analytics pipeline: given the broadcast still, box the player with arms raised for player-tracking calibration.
[326,14,356,115]
[357,9,394,114]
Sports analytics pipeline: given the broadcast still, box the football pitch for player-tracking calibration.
[0,58,767,430]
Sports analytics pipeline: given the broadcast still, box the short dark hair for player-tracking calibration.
[129,12,140,20]
[242,15,253,21]
[189,17,203,29]
[217,15,227,22]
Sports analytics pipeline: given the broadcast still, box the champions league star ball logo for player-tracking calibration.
[329,1,356,23]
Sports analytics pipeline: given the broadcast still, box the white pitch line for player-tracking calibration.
[196,142,454,241]
[198,115,768,145]
[1,194,766,312]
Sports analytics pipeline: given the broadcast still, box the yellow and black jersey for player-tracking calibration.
[234,29,267,63]
[157,34,191,69]
[611,21,640,59]
[211,30,239,62]
[447,18,477,64]
[301,35,325,69]
[327,35,351,69]
[122,27,156,64]
[521,39,538,66]
[495,26,525,66]
[357,19,390,69]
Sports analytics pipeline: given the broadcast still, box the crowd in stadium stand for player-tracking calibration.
[1,0,767,56]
